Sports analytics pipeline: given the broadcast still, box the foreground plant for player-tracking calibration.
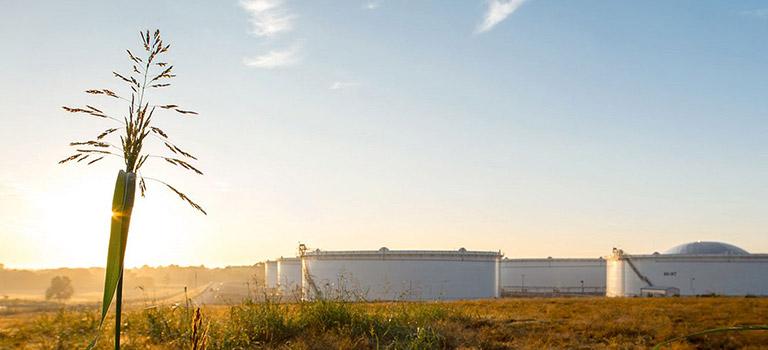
[60,29,206,349]
[653,325,768,349]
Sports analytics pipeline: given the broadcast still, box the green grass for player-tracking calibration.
[1,297,768,349]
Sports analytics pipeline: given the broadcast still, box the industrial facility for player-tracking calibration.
[257,241,766,300]
[500,257,605,295]
[264,260,278,289]
[276,257,302,297]
[606,241,768,297]
[301,247,501,301]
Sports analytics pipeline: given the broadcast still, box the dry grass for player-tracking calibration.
[1,297,767,349]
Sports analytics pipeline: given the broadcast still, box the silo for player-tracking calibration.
[301,247,502,301]
[500,258,606,295]
[264,260,278,289]
[606,242,768,297]
[277,257,302,297]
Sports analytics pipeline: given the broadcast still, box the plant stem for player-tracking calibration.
[112,170,135,350]
[115,272,123,350]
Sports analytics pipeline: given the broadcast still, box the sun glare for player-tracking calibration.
[24,175,108,268]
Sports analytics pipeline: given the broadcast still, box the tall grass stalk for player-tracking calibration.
[60,29,206,349]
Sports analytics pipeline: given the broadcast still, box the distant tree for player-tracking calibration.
[0,263,4,269]
[45,276,74,302]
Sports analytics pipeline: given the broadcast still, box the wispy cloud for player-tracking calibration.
[476,0,526,34]
[364,1,380,10]
[243,46,300,68]
[329,81,360,90]
[240,0,302,68]
[240,0,296,37]
[740,8,768,20]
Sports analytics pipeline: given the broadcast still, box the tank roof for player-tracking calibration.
[664,241,749,256]
[303,248,501,260]
[502,257,605,263]
[277,257,301,262]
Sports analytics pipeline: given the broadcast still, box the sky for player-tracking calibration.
[0,0,767,269]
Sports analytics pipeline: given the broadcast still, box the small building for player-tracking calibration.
[606,241,768,297]
[301,247,502,301]
[500,257,606,295]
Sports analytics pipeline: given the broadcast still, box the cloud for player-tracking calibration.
[240,0,296,37]
[476,0,526,33]
[329,81,360,90]
[740,8,768,20]
[243,46,300,68]
[364,1,380,10]
[240,0,301,68]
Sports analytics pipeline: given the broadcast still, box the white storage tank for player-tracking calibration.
[264,260,278,289]
[606,242,768,297]
[277,257,302,297]
[301,247,502,301]
[500,258,606,295]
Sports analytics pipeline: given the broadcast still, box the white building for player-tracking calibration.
[277,257,302,297]
[302,247,502,301]
[606,241,768,297]
[264,260,278,289]
[500,258,605,295]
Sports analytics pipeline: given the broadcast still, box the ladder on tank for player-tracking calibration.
[299,244,322,299]
[621,252,653,287]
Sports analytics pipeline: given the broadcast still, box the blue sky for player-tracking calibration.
[0,0,767,268]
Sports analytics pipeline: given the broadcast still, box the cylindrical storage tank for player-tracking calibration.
[277,257,302,298]
[605,251,626,297]
[606,243,768,297]
[301,247,502,301]
[264,260,278,289]
[500,258,606,295]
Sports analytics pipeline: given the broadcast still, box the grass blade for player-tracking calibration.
[88,170,136,349]
[653,325,768,349]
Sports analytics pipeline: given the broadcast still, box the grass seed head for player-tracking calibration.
[60,29,206,215]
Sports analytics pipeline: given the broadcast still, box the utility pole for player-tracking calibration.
[690,277,696,295]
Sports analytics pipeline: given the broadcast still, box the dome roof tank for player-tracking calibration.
[664,241,749,256]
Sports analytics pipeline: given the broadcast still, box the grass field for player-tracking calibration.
[1,297,767,349]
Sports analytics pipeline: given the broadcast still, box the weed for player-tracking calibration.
[3,298,768,349]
